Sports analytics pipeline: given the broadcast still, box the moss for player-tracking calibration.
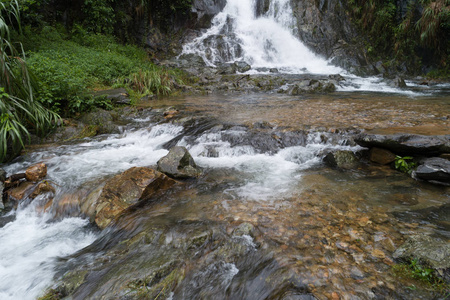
[391,260,450,294]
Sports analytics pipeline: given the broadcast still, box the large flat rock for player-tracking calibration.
[355,133,450,155]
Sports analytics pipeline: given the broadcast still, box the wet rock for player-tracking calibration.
[79,108,118,135]
[233,222,255,237]
[6,181,35,202]
[25,163,47,182]
[157,146,201,179]
[288,79,336,94]
[83,167,176,229]
[393,235,450,282]
[413,157,450,185]
[440,153,450,160]
[93,88,130,105]
[388,76,407,88]
[191,0,227,28]
[29,181,55,199]
[216,62,237,74]
[355,133,450,156]
[269,68,279,73]
[324,151,359,169]
[369,147,396,165]
[0,168,6,182]
[234,61,251,73]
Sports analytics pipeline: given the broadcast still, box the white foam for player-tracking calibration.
[0,200,96,300]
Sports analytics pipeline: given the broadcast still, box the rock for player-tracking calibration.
[355,133,450,156]
[157,146,201,179]
[29,181,56,199]
[25,163,47,182]
[6,181,35,202]
[234,61,251,73]
[324,151,359,169]
[93,88,131,105]
[393,235,450,282]
[288,79,336,94]
[216,63,237,75]
[191,0,227,28]
[0,168,6,182]
[88,167,176,229]
[413,157,450,185]
[233,222,255,237]
[440,153,450,160]
[269,68,279,73]
[79,108,118,135]
[388,76,407,88]
[369,147,396,165]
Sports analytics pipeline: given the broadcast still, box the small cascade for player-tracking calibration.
[183,0,342,74]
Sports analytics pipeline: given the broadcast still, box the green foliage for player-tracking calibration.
[346,0,450,73]
[24,26,179,115]
[0,0,59,162]
[394,156,417,174]
[392,258,449,293]
[82,0,116,34]
[125,67,181,96]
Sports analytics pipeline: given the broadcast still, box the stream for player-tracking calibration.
[0,0,449,299]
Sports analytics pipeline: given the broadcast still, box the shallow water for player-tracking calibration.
[0,90,449,299]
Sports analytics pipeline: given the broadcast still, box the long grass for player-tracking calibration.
[0,0,59,162]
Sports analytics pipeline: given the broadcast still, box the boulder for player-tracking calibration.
[355,133,450,156]
[288,79,336,94]
[369,147,396,165]
[234,61,251,73]
[413,157,450,185]
[25,163,47,182]
[393,235,450,282]
[79,108,118,135]
[157,146,201,179]
[388,76,407,88]
[88,167,176,229]
[192,0,227,28]
[6,181,35,202]
[324,150,359,169]
[29,181,56,199]
[93,88,130,105]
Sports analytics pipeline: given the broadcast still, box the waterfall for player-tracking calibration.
[183,0,342,74]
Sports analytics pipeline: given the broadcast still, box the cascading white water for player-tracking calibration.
[182,0,427,95]
[183,0,342,74]
[0,119,360,298]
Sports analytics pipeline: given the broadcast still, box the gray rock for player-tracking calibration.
[192,0,227,28]
[393,235,450,282]
[216,63,237,74]
[413,157,450,185]
[388,76,407,88]
[157,146,201,179]
[79,108,119,135]
[0,168,6,182]
[234,61,251,73]
[355,133,450,156]
[324,150,359,169]
[93,88,130,105]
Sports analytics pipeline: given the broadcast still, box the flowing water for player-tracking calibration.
[1,0,449,299]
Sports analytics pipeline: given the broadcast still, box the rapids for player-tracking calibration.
[0,0,449,299]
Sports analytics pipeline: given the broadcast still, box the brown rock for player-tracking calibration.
[369,147,396,165]
[25,163,47,182]
[440,153,450,160]
[30,181,55,199]
[7,181,35,201]
[91,167,176,229]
